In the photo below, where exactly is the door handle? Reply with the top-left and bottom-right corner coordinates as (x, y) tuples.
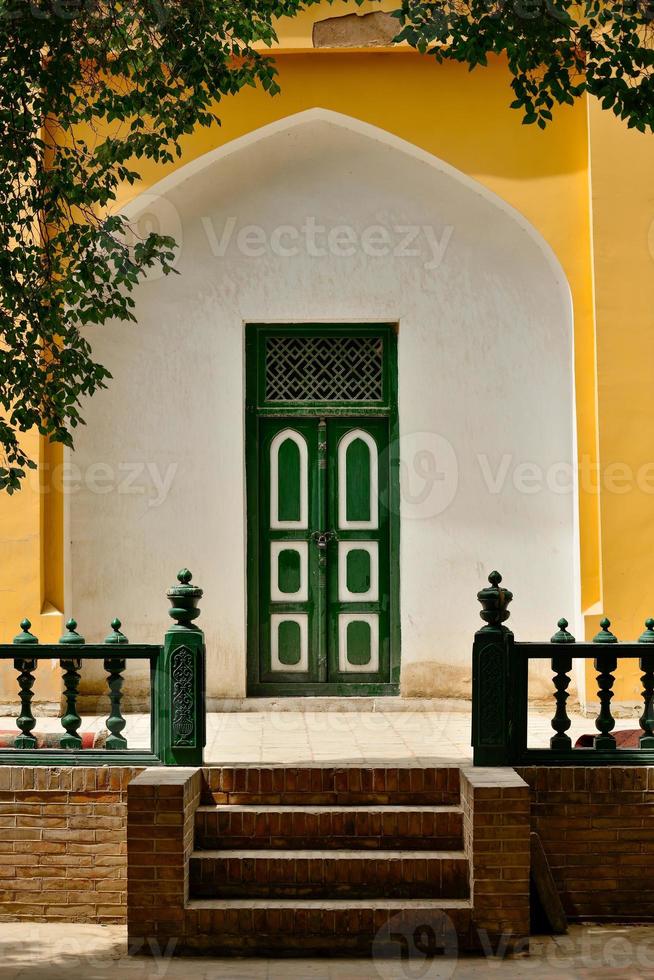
(311, 530), (337, 550)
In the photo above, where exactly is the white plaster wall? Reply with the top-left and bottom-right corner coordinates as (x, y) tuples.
(68, 110), (577, 702)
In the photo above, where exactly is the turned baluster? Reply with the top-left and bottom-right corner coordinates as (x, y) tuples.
(550, 618), (575, 752)
(638, 618), (654, 749)
(103, 618), (128, 750)
(593, 618), (618, 752)
(13, 619), (38, 749)
(59, 618), (84, 750)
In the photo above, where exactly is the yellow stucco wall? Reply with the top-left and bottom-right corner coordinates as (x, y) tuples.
(1, 33), (627, 703)
(0, 430), (62, 702)
(585, 100), (654, 702)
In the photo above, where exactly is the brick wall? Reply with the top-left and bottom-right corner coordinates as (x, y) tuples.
(517, 766), (654, 921)
(0, 766), (142, 923)
(461, 767), (531, 947)
(3, 763), (654, 930)
(127, 767), (202, 948)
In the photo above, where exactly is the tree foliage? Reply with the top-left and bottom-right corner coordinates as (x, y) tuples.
(395, 1), (654, 131)
(0, 0), (309, 491)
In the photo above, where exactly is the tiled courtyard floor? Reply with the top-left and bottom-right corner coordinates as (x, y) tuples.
(0, 701), (643, 763)
(2, 922), (654, 978)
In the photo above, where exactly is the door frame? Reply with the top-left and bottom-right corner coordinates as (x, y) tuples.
(245, 323), (401, 697)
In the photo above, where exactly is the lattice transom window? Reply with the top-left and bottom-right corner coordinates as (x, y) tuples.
(265, 336), (384, 402)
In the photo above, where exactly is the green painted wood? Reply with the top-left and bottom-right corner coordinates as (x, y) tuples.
(251, 323), (395, 412)
(315, 416), (329, 685)
(257, 417), (319, 686)
(639, 652), (654, 749)
(0, 644), (159, 661)
(326, 416), (391, 687)
(0, 750), (161, 767)
(60, 659), (83, 750)
(278, 621), (302, 666)
(277, 438), (301, 523)
(246, 324), (400, 697)
(12, 619), (38, 749)
(278, 549), (302, 594)
(58, 622), (84, 749)
(239, 682), (400, 698)
(104, 655), (128, 750)
(639, 621), (654, 748)
(102, 618), (129, 750)
(0, 571), (207, 767)
(104, 618), (128, 645)
(346, 620), (371, 667)
(593, 649), (618, 751)
(59, 618), (85, 646)
(471, 576), (654, 766)
(153, 569), (206, 766)
(345, 438), (371, 523)
(346, 549), (371, 594)
(518, 748), (654, 766)
(13, 657), (37, 749)
(13, 619), (38, 646)
(472, 572), (517, 767)
(550, 651), (573, 752)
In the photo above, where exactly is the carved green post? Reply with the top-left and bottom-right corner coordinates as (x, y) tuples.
(550, 618), (575, 752)
(639, 619), (654, 749)
(104, 619), (128, 750)
(13, 619), (38, 749)
(593, 618), (618, 752)
(59, 619), (85, 750)
(472, 571), (515, 766)
(154, 569), (206, 766)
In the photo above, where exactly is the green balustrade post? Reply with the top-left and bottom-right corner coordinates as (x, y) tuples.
(593, 617), (618, 752)
(638, 619), (654, 749)
(103, 619), (128, 750)
(472, 571), (516, 766)
(59, 619), (85, 750)
(13, 619), (38, 749)
(154, 569), (206, 766)
(550, 618), (575, 753)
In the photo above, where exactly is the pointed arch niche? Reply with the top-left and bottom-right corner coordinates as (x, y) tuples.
(68, 108), (579, 702)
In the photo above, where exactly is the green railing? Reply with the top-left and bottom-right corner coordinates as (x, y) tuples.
(472, 571), (654, 766)
(0, 569), (205, 766)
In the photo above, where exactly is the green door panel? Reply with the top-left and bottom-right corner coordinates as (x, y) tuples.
(346, 620), (372, 666)
(346, 549), (371, 594)
(278, 549), (302, 594)
(277, 620), (302, 666)
(345, 438), (371, 523)
(277, 439), (302, 523)
(258, 418), (321, 685)
(327, 417), (390, 685)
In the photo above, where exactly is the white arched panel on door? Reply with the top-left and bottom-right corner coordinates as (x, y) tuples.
(270, 428), (308, 530)
(337, 429), (378, 531)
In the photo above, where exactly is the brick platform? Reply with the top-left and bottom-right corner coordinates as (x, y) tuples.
(7, 761), (651, 944)
(127, 765), (530, 955)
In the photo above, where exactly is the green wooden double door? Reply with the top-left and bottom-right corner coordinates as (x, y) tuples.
(246, 326), (399, 696)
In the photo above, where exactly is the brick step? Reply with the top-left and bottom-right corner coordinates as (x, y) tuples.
(201, 765), (460, 806)
(195, 803), (463, 850)
(189, 848), (469, 900)
(183, 897), (473, 955)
